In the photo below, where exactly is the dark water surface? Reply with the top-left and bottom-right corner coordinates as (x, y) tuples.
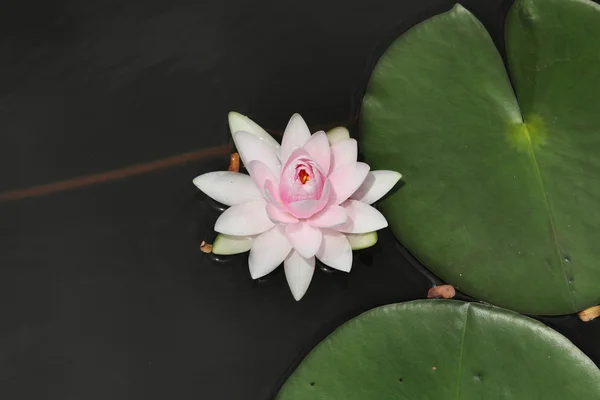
(1, 0), (598, 399)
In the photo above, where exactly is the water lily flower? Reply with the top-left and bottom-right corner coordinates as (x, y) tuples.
(194, 112), (401, 300)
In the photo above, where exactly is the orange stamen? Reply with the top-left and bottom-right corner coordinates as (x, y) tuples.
(299, 169), (310, 184)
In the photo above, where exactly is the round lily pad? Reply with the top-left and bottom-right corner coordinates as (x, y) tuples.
(360, 0), (600, 315)
(277, 300), (600, 399)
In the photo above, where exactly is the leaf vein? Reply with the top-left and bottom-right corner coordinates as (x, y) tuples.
(524, 125), (576, 310)
(454, 304), (470, 400)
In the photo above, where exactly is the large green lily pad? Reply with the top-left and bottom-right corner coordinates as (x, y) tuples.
(277, 300), (600, 399)
(360, 0), (600, 315)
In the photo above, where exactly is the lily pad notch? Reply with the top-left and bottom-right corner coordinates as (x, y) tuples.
(360, 0), (600, 315)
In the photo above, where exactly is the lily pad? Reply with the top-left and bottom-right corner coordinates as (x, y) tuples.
(360, 0), (600, 315)
(277, 300), (600, 399)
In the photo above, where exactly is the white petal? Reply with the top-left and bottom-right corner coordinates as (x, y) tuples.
(346, 232), (378, 250)
(281, 114), (311, 163)
(336, 200), (388, 234)
(316, 229), (353, 272)
(228, 112), (280, 153)
(234, 131), (281, 174)
(284, 251), (315, 301)
(212, 234), (254, 255)
(248, 226), (292, 279)
(193, 171), (262, 206)
(329, 139), (357, 172)
(328, 162), (370, 205)
(326, 127), (350, 145)
(351, 171), (402, 204)
(214, 200), (274, 235)
(284, 222), (323, 259)
(307, 206), (348, 228)
(247, 161), (278, 193)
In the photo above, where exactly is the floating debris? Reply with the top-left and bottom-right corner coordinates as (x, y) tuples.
(427, 285), (456, 299)
(200, 240), (213, 253)
(578, 305), (600, 322)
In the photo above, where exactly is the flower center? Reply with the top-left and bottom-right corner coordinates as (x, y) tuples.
(298, 169), (310, 184)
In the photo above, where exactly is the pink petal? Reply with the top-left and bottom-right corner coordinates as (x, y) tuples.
(303, 131), (331, 174)
(284, 251), (315, 301)
(214, 200), (274, 235)
(351, 171), (402, 204)
(248, 226), (292, 279)
(284, 222), (323, 259)
(265, 179), (281, 205)
(264, 179), (282, 204)
(193, 171), (262, 206)
(278, 148), (329, 215)
(285, 180), (331, 219)
(335, 200), (388, 234)
(285, 200), (320, 219)
(281, 148), (311, 171)
(234, 131), (281, 174)
(279, 156), (322, 203)
(328, 162), (370, 205)
(247, 160), (278, 193)
(307, 206), (348, 228)
(316, 229), (353, 272)
(266, 203), (299, 224)
(281, 114), (311, 163)
(329, 139), (357, 173)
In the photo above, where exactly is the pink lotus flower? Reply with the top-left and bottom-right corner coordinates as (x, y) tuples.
(194, 113), (401, 300)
